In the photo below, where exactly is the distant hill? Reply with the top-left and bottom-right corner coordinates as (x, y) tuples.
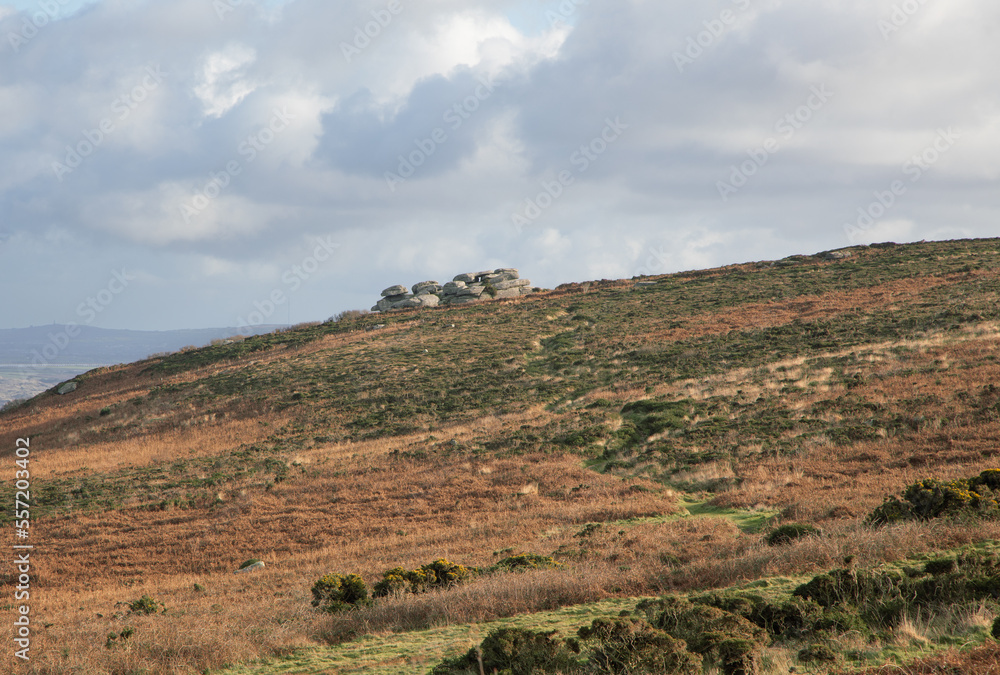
(0, 324), (283, 405)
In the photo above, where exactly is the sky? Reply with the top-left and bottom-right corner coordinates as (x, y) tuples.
(0, 0), (997, 331)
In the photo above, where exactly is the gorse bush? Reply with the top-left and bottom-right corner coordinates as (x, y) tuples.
(125, 595), (165, 615)
(637, 596), (767, 674)
(690, 591), (822, 639)
(793, 552), (1000, 630)
(491, 553), (561, 573)
(373, 558), (476, 597)
(578, 617), (701, 675)
(430, 627), (583, 675)
(868, 470), (1000, 525)
(310, 573), (371, 613)
(764, 523), (821, 547)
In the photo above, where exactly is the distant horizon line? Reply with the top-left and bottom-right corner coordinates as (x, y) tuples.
(0, 323), (292, 332)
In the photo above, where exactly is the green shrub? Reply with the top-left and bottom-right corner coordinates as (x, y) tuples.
(692, 591), (822, 639)
(717, 637), (763, 675)
(793, 555), (1000, 632)
(310, 573), (370, 613)
(867, 470), (1000, 525)
(638, 596), (767, 671)
(578, 617), (701, 675)
(797, 643), (838, 663)
(923, 558), (957, 575)
(430, 627), (582, 675)
(126, 595), (164, 615)
(764, 523), (821, 547)
(903, 478), (985, 519)
(972, 469), (1000, 492)
(492, 553), (561, 573)
(105, 626), (135, 649)
(373, 558), (476, 597)
(812, 608), (871, 635)
(992, 615), (1000, 640)
(867, 496), (914, 526)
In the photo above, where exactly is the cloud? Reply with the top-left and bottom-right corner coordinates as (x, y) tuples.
(194, 43), (258, 119)
(0, 0), (998, 330)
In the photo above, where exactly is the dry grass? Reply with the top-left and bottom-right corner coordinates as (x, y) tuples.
(321, 565), (630, 643)
(851, 642), (1000, 674)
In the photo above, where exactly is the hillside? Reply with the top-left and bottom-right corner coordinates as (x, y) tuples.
(4, 238), (1000, 674)
(0, 325), (285, 407)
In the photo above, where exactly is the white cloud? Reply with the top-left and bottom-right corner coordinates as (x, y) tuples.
(194, 43), (258, 119)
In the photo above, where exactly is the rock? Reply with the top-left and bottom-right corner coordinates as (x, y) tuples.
(376, 297), (410, 312)
(635, 281), (657, 288)
(819, 251), (852, 260)
(371, 269), (533, 311)
(57, 382), (77, 395)
(493, 278), (531, 291)
(381, 285), (409, 297)
(447, 296), (481, 305)
(234, 561), (265, 574)
(457, 284), (486, 297)
(413, 294), (439, 307)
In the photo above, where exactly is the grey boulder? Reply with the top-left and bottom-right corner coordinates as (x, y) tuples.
(381, 285), (409, 297)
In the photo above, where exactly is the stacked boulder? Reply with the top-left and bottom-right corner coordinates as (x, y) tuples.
(371, 269), (533, 313)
